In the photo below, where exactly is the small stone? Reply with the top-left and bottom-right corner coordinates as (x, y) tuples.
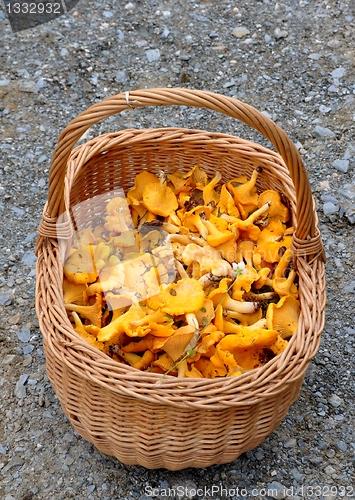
(9, 312), (21, 325)
(161, 26), (169, 38)
(12, 206), (24, 216)
(43, 411), (55, 418)
(231, 26), (250, 38)
(60, 48), (69, 57)
(319, 105), (332, 113)
(22, 251), (37, 266)
(267, 481), (286, 499)
(309, 456), (323, 465)
(35, 77), (47, 91)
(16, 327), (31, 343)
(14, 380), (26, 398)
(336, 440), (347, 452)
(125, 2), (135, 10)
(208, 32), (219, 38)
(265, 34), (271, 43)
(19, 81), (36, 93)
(103, 10), (113, 17)
(23, 344), (34, 355)
(309, 53), (321, 60)
(146, 49), (160, 62)
(0, 79), (10, 86)
(64, 456), (74, 465)
(284, 438), (296, 448)
(328, 394), (343, 407)
(323, 202), (338, 216)
(290, 468), (303, 481)
(326, 448), (335, 458)
(38, 154), (47, 163)
(23, 354), (32, 367)
(274, 28), (288, 39)
(321, 194), (338, 204)
(324, 465), (336, 475)
(0, 443), (6, 454)
(0, 291), (13, 306)
(117, 29), (125, 41)
(333, 159), (349, 173)
(2, 457), (25, 474)
(2, 354), (22, 365)
(115, 70), (129, 84)
(331, 67), (346, 78)
(328, 85), (339, 94)
(312, 125), (336, 139)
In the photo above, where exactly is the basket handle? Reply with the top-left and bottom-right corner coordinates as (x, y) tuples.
(38, 88), (324, 260)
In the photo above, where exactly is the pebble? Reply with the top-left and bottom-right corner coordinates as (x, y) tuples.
(324, 465), (336, 475)
(146, 49), (161, 62)
(331, 67), (346, 79)
(319, 105), (331, 113)
(0, 291), (13, 306)
(336, 440), (347, 452)
(2, 457), (25, 474)
(115, 70), (129, 84)
(231, 27), (250, 38)
(0, 443), (6, 454)
(21, 251), (37, 266)
(309, 53), (321, 60)
(23, 344), (34, 355)
(321, 194), (338, 204)
(323, 202), (338, 216)
(2, 354), (22, 365)
(14, 378), (27, 398)
(60, 48), (69, 57)
(333, 159), (349, 173)
(328, 394), (343, 407)
(284, 438), (297, 448)
(0, 79), (10, 86)
(16, 327), (31, 343)
(274, 28), (288, 39)
(312, 125), (336, 139)
(267, 481), (286, 499)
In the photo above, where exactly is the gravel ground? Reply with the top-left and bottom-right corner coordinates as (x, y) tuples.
(1, 0), (355, 499)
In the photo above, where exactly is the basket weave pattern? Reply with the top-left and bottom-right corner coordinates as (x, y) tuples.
(36, 89), (326, 470)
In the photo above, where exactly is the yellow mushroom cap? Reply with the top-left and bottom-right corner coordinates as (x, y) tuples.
(162, 325), (195, 361)
(258, 190), (289, 223)
(147, 278), (205, 315)
(64, 244), (98, 284)
(143, 181), (178, 217)
(127, 171), (160, 206)
(266, 295), (300, 339)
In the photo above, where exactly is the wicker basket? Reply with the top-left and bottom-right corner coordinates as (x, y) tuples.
(36, 88), (326, 470)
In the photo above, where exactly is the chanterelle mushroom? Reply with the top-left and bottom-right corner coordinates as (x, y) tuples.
(181, 243), (232, 277)
(147, 278), (205, 316)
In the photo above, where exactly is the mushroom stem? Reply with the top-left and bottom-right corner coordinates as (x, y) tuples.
(186, 313), (199, 330)
(175, 259), (189, 279)
(222, 296), (258, 314)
